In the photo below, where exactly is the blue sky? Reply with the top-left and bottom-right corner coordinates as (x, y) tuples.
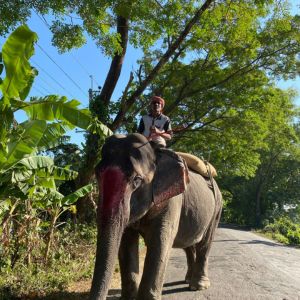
(1, 6), (299, 147)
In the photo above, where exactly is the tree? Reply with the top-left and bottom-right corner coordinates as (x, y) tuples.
(221, 90), (300, 226)
(1, 1), (299, 220)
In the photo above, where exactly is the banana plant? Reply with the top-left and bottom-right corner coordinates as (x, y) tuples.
(0, 25), (112, 201)
(0, 25), (110, 265)
(35, 183), (94, 263)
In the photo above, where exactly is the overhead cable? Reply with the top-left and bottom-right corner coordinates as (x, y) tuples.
(31, 58), (76, 99)
(31, 85), (46, 97)
(35, 83), (52, 95)
(34, 10), (99, 91)
(37, 74), (62, 95)
(70, 52), (100, 87)
(36, 43), (88, 98)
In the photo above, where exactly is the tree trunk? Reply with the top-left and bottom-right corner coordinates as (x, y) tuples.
(76, 16), (129, 222)
(255, 183), (262, 228)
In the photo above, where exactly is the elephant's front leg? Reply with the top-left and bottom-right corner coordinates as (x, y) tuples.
(137, 201), (181, 300)
(119, 227), (140, 299)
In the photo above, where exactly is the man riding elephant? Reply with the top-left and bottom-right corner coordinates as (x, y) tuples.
(137, 96), (172, 147)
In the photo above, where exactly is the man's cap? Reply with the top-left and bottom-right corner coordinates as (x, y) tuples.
(151, 96), (165, 108)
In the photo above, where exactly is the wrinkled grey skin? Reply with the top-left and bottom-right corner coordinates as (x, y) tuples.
(89, 133), (222, 300)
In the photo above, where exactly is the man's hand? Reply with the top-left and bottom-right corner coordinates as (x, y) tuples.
(148, 127), (171, 141)
(150, 127), (163, 135)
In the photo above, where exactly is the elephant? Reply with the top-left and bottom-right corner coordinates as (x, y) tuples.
(89, 133), (222, 300)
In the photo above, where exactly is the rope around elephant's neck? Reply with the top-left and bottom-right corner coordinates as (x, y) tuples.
(136, 141), (151, 149)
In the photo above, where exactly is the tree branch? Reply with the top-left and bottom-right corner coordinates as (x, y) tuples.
(120, 71), (134, 110)
(185, 42), (295, 98)
(111, 0), (214, 131)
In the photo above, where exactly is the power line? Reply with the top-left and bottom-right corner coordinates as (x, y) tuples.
(31, 85), (46, 97)
(35, 82), (52, 95)
(70, 52), (100, 87)
(34, 10), (100, 91)
(36, 43), (88, 98)
(37, 73), (62, 95)
(31, 58), (76, 98)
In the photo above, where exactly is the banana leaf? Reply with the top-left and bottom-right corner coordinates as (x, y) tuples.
(0, 25), (37, 106)
(0, 120), (47, 171)
(61, 183), (93, 206)
(18, 96), (91, 129)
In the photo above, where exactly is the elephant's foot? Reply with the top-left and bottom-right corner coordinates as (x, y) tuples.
(121, 292), (137, 300)
(185, 270), (193, 284)
(121, 284), (138, 300)
(136, 292), (161, 300)
(189, 276), (210, 291)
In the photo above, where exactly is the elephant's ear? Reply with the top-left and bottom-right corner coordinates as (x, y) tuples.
(153, 149), (189, 207)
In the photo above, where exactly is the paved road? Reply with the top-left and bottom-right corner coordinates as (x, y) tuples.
(163, 226), (300, 300)
(107, 226), (300, 300)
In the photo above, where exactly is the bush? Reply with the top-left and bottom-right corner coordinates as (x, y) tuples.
(0, 223), (96, 299)
(287, 228), (300, 245)
(261, 216), (300, 246)
(273, 233), (289, 244)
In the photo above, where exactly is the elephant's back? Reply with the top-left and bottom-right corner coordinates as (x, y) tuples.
(173, 171), (218, 248)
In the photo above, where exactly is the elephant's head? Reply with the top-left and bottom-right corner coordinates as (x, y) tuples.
(90, 133), (188, 300)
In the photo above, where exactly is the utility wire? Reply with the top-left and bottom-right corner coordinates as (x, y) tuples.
(31, 85), (46, 97)
(31, 58), (76, 99)
(34, 9), (51, 28)
(37, 73), (62, 95)
(34, 10), (100, 91)
(70, 52), (100, 87)
(36, 43), (88, 98)
(35, 82), (52, 95)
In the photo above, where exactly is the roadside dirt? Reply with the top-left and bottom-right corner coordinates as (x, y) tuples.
(36, 245), (146, 300)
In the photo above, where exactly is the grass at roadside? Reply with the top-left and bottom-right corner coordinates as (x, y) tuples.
(256, 217), (300, 247)
(0, 223), (146, 300)
(0, 223), (96, 300)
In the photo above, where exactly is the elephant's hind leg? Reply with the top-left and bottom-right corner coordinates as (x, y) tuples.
(119, 228), (140, 299)
(189, 233), (212, 291)
(184, 246), (196, 284)
(189, 210), (221, 291)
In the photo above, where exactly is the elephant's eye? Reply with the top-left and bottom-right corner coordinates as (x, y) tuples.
(132, 175), (143, 189)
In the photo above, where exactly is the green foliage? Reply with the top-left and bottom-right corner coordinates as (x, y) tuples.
(51, 21), (86, 53)
(221, 109), (300, 227)
(261, 217), (300, 245)
(0, 2), (299, 182)
(0, 25), (37, 106)
(0, 25), (108, 285)
(0, 25), (111, 200)
(0, 222), (96, 299)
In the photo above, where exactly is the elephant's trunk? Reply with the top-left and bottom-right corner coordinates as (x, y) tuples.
(90, 167), (131, 300)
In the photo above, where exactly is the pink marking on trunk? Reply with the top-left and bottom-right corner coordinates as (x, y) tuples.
(99, 167), (127, 223)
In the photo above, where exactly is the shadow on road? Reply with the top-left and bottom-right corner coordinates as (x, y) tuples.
(164, 280), (186, 287)
(162, 286), (190, 295)
(240, 239), (288, 247)
(162, 281), (190, 295)
(219, 223), (251, 231)
(213, 239), (246, 242)
(107, 289), (122, 299)
(33, 291), (89, 300)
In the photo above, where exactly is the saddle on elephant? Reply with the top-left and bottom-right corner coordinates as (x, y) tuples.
(176, 152), (217, 178)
